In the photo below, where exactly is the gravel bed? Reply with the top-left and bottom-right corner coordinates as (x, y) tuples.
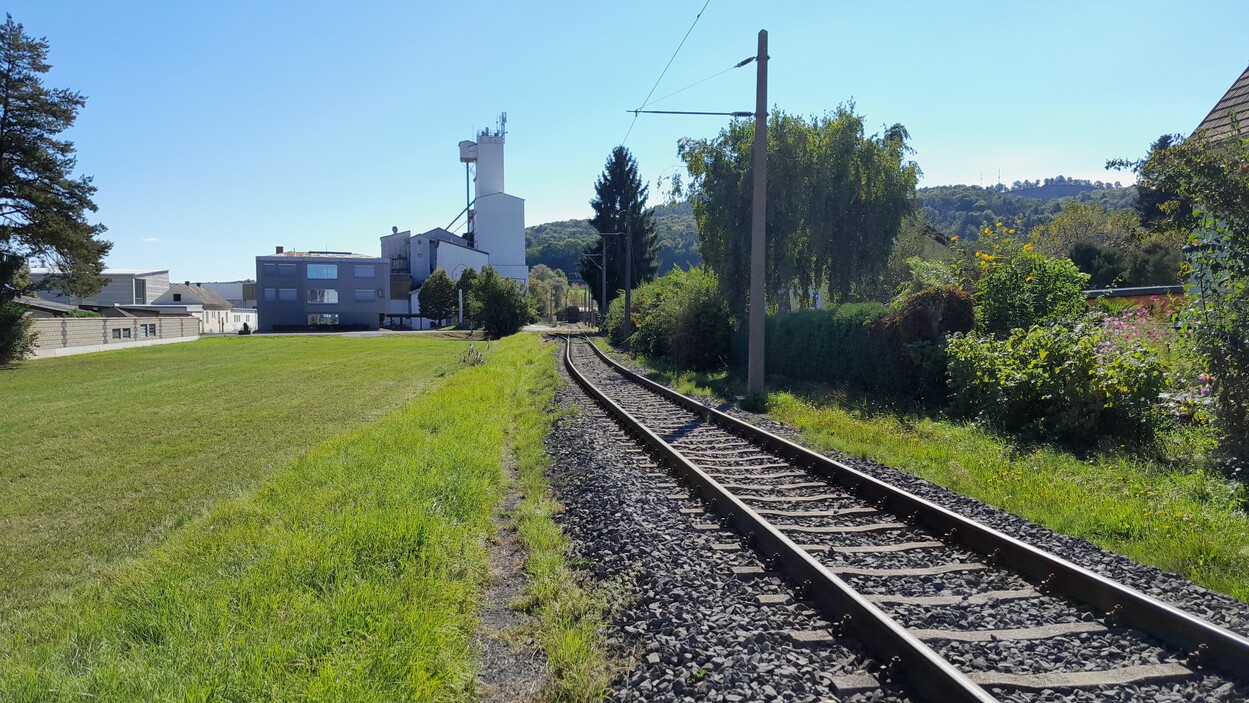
(841, 567), (1035, 597)
(821, 545), (981, 571)
(989, 675), (1249, 703)
(935, 630), (1181, 676)
(885, 596), (1092, 630)
(549, 370), (916, 702)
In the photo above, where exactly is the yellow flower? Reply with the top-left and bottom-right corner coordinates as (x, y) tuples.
(1023, 243), (1033, 251)
(995, 222), (1003, 227)
(1008, 228), (1016, 234)
(950, 235), (958, 242)
(1026, 275), (1033, 281)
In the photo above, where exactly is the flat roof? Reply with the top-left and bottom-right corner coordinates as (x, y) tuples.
(257, 252), (384, 260)
(30, 267), (168, 276)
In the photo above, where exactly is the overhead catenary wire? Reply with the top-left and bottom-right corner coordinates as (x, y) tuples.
(621, 0), (714, 145)
(636, 56), (755, 110)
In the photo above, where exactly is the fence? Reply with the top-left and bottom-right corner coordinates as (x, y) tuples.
(31, 316), (200, 358)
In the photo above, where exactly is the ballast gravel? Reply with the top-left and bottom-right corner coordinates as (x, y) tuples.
(548, 376), (914, 703)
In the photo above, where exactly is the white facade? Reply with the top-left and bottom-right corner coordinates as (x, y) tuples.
(30, 268), (170, 306)
(460, 118), (527, 285)
(123, 304), (257, 334)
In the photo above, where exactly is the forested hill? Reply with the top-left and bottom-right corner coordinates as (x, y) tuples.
(525, 201), (700, 278)
(918, 183), (1137, 240)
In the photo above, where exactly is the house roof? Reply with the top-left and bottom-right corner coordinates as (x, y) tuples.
(29, 267), (167, 277)
(261, 251), (381, 259)
(1194, 63), (1249, 142)
(14, 295), (79, 315)
(154, 283), (234, 310)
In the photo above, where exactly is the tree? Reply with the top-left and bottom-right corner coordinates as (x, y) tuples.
(678, 105), (918, 318)
(468, 266), (529, 338)
(417, 267), (456, 324)
(1028, 201), (1141, 257)
(577, 147), (657, 312)
(529, 263), (568, 318)
(0, 15), (110, 297)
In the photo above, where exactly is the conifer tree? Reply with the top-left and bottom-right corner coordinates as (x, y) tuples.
(0, 14), (110, 297)
(577, 147), (657, 311)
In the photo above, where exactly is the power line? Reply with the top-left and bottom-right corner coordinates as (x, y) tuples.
(622, 0), (713, 145)
(638, 56), (754, 110)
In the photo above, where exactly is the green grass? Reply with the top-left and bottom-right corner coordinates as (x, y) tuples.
(596, 339), (1249, 604)
(0, 333), (600, 700)
(509, 344), (614, 701)
(0, 335), (461, 639)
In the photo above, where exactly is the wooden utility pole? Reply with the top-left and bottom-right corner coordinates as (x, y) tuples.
(600, 235), (608, 328)
(623, 223), (633, 340)
(747, 29), (768, 396)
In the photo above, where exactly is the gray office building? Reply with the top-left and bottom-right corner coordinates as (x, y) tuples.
(255, 248), (388, 332)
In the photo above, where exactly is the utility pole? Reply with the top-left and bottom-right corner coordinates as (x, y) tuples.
(747, 29), (768, 397)
(623, 222), (633, 340)
(600, 235), (608, 328)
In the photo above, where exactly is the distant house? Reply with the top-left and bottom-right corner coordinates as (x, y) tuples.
(197, 280), (258, 308)
(29, 268), (170, 307)
(254, 248), (388, 332)
(1193, 63), (1249, 142)
(141, 282), (257, 334)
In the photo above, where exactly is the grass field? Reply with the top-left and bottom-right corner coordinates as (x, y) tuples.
(598, 341), (1249, 604)
(0, 334), (609, 700)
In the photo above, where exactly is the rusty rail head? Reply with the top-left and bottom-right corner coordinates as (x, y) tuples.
(564, 338), (1000, 703)
(577, 338), (1249, 685)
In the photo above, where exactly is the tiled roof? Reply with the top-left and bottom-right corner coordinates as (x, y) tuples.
(1194, 64), (1249, 142)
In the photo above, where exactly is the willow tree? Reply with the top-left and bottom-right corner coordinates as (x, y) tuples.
(678, 105), (918, 318)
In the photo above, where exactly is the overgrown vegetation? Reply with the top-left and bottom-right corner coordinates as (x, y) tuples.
(467, 265), (530, 338)
(604, 266), (730, 370)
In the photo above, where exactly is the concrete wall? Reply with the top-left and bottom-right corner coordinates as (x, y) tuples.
(432, 240), (489, 282)
(31, 316), (199, 358)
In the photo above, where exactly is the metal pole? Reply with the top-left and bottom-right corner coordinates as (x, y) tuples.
(601, 235), (608, 329)
(623, 223), (633, 341)
(747, 29), (768, 397)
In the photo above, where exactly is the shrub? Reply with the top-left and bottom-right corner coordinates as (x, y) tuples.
(0, 301), (38, 364)
(970, 222), (1090, 336)
(468, 266), (529, 338)
(871, 285), (975, 400)
(766, 304), (890, 390)
(947, 323), (1166, 442)
(604, 267), (731, 370)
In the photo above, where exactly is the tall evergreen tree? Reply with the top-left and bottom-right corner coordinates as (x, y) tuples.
(577, 147), (657, 311)
(0, 14), (110, 297)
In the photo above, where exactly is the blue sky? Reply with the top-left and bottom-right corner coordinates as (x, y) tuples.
(9, 1), (1248, 281)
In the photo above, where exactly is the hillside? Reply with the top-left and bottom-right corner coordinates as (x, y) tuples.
(525, 202), (700, 278)
(918, 182), (1137, 240)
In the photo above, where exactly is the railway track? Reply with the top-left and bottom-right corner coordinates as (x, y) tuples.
(562, 336), (1249, 702)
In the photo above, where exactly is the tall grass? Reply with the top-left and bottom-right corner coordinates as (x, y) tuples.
(0, 334), (609, 700)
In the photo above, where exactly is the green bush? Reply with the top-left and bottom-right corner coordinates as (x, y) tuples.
(605, 267), (731, 370)
(0, 301), (37, 365)
(467, 266), (530, 338)
(969, 223), (1090, 336)
(766, 304), (889, 389)
(946, 323), (1166, 442)
(871, 285), (976, 400)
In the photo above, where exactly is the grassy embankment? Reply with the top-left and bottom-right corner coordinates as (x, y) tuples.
(594, 340), (1249, 604)
(0, 334), (608, 700)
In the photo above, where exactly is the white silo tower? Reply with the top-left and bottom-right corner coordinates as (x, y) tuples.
(460, 114), (527, 284)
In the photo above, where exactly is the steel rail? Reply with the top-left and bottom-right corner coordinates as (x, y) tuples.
(577, 337), (1249, 683)
(564, 337), (999, 703)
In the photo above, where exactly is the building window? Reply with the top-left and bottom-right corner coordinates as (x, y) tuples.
(264, 288), (276, 302)
(121, 328), (132, 339)
(263, 263), (277, 275)
(307, 264), (338, 279)
(111, 328), (121, 339)
(354, 288), (377, 302)
(134, 279), (147, 305)
(278, 263), (297, 276)
(139, 323), (156, 338)
(278, 288), (297, 302)
(308, 313), (340, 326)
(354, 264), (376, 278)
(234, 314), (240, 322)
(307, 288), (338, 304)
(173, 293), (182, 302)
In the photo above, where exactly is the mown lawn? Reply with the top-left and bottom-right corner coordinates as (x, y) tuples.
(600, 341), (1249, 604)
(0, 333), (608, 700)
